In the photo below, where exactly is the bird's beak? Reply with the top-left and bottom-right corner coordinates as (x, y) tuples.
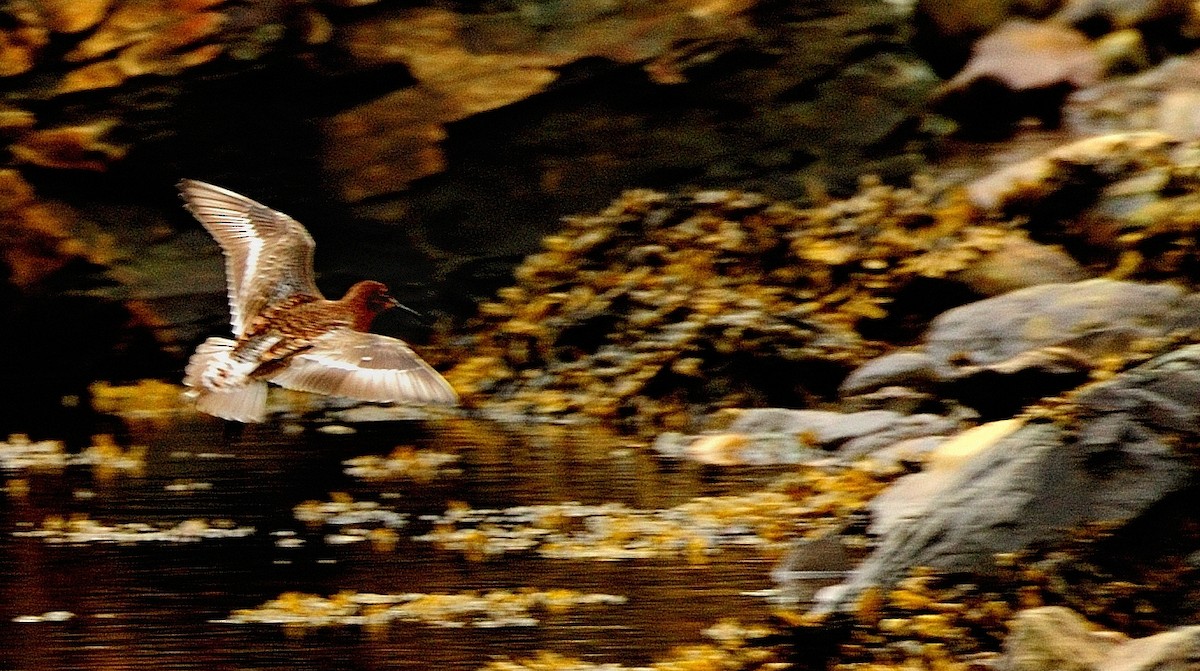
(390, 296), (422, 318)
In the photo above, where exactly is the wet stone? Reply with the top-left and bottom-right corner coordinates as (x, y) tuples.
(1003, 606), (1127, 671)
(922, 279), (1188, 379)
(811, 343), (1200, 615)
(656, 408), (959, 465)
(935, 20), (1101, 135)
(726, 409), (908, 445)
(840, 351), (938, 396)
(1003, 605), (1200, 671)
(835, 413), (961, 461)
(952, 234), (1090, 296)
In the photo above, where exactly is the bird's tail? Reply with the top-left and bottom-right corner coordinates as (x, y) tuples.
(183, 337), (268, 422)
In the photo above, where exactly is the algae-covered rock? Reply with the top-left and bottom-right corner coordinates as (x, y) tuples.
(841, 279), (1200, 416)
(812, 344), (1200, 616)
(1003, 605), (1200, 671)
(1003, 606), (1127, 671)
(654, 407), (960, 465)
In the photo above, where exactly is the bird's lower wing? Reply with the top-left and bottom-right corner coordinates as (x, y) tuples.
(268, 329), (458, 405)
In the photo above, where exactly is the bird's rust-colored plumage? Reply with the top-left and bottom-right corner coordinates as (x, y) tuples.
(178, 179), (457, 422)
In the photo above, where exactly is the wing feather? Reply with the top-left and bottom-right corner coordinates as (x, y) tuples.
(178, 179), (321, 336)
(268, 329), (458, 406)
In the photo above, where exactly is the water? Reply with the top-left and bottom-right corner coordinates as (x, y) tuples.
(0, 414), (793, 671)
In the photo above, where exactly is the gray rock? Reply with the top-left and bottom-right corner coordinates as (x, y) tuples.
(651, 430), (826, 465)
(840, 386), (939, 414)
(924, 279), (1186, 379)
(840, 351), (938, 396)
(811, 371), (1194, 613)
(728, 409), (906, 446)
(837, 414), (960, 460)
(954, 235), (1090, 297)
(1075, 345), (1200, 435)
(651, 432), (694, 459)
(863, 435), (946, 470)
(841, 280), (1200, 410)
(771, 530), (856, 605)
(659, 407), (958, 465)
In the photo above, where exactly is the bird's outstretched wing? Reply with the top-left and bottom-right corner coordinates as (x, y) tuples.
(179, 179), (321, 336)
(268, 329), (459, 406)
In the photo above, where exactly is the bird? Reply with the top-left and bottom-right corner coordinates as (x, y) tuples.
(178, 179), (458, 422)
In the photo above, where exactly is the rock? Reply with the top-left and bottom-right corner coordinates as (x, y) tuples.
(651, 432), (694, 460)
(936, 20), (1101, 135)
(689, 432), (827, 466)
(843, 279), (1198, 416)
(923, 279), (1186, 379)
(1074, 344), (1200, 435)
(1156, 87), (1200, 141)
(867, 419), (1024, 535)
(325, 0), (938, 204)
(727, 408), (906, 442)
(9, 122), (127, 171)
(772, 529), (856, 604)
(1093, 28), (1149, 75)
(689, 433), (750, 466)
(39, 0), (111, 34)
(839, 386), (939, 415)
(840, 351), (938, 396)
(1066, 56), (1200, 139)
(1053, 0), (1194, 30)
(912, 0), (1061, 76)
(1002, 605), (1200, 671)
(836, 413), (962, 460)
(0, 0), (944, 407)
(951, 234), (1089, 296)
(810, 345), (1200, 615)
(953, 20), (1100, 91)
(0, 170), (104, 287)
(654, 408), (959, 465)
(1003, 606), (1128, 671)
(863, 435), (946, 470)
(1100, 625), (1200, 671)
(653, 429), (826, 466)
(325, 7), (575, 201)
(965, 131), (1174, 212)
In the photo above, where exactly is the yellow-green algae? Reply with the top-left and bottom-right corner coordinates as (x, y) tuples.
(219, 589), (627, 629)
(439, 137), (1200, 434)
(342, 445), (462, 482)
(13, 515), (254, 544)
(795, 524), (1200, 671)
(0, 433), (145, 474)
(416, 465), (889, 562)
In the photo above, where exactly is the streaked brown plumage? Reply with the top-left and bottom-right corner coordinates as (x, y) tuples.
(179, 179), (457, 422)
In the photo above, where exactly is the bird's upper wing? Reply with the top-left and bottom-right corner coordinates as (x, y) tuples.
(179, 179), (321, 336)
(268, 328), (459, 406)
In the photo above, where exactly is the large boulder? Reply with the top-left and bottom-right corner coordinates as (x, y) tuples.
(810, 344), (1200, 615)
(1003, 606), (1200, 671)
(842, 279), (1200, 416)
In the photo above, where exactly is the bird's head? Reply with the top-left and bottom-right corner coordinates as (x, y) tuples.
(344, 280), (412, 329)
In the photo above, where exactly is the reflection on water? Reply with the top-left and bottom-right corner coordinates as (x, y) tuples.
(0, 415), (794, 671)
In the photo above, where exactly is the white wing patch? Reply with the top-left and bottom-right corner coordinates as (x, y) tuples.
(268, 329), (458, 406)
(235, 235), (263, 332)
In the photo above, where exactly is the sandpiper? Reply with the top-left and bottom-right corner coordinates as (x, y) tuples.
(179, 179), (457, 422)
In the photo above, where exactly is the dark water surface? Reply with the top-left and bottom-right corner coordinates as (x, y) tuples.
(0, 415), (788, 671)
